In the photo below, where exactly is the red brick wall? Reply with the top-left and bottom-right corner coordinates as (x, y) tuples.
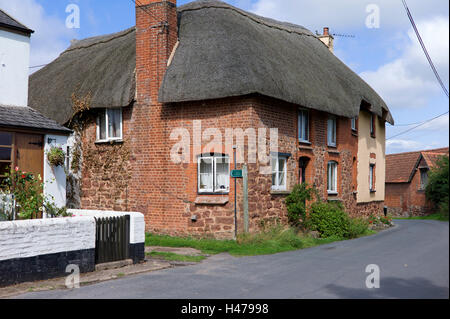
(385, 169), (434, 216)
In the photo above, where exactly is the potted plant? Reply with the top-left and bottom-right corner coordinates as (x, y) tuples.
(47, 146), (66, 167)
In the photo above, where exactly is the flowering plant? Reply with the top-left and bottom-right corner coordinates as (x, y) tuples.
(46, 146), (66, 167)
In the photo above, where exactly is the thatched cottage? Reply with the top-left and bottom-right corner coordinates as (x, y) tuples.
(29, 0), (393, 238)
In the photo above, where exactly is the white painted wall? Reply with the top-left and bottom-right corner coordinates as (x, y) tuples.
(0, 29), (30, 106)
(44, 134), (69, 210)
(0, 217), (95, 261)
(68, 209), (145, 244)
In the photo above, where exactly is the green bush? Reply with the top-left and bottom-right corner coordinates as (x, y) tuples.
(47, 146), (66, 167)
(425, 155), (449, 209)
(347, 218), (370, 238)
(306, 201), (350, 238)
(285, 183), (317, 228)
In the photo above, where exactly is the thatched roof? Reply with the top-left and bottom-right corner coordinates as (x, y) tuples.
(29, 0), (393, 125)
(28, 27), (136, 125)
(160, 0), (393, 124)
(0, 105), (71, 134)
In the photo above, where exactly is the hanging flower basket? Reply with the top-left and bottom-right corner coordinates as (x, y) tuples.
(47, 146), (66, 167)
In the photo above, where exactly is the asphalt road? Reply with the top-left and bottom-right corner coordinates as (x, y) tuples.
(15, 220), (449, 299)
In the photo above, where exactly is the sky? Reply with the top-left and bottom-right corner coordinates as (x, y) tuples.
(0, 0), (448, 154)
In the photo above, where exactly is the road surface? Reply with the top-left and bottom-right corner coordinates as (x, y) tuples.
(15, 220), (449, 299)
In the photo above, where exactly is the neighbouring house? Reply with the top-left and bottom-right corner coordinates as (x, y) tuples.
(385, 147), (449, 217)
(28, 0), (393, 238)
(0, 8), (71, 215)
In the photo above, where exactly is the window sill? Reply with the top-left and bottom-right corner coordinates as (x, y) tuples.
(351, 131), (358, 137)
(370, 190), (376, 193)
(327, 191), (338, 196)
(195, 196), (229, 205)
(299, 140), (311, 145)
(95, 139), (124, 145)
(328, 149), (340, 155)
(270, 190), (291, 195)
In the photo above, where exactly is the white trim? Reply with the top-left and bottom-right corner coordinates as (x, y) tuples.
(271, 155), (287, 191)
(198, 156), (214, 193)
(327, 161), (338, 193)
(96, 108), (123, 143)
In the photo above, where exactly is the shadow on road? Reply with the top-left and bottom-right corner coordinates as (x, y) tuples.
(325, 277), (449, 299)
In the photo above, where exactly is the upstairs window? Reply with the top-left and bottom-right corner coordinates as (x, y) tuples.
(97, 108), (122, 142)
(298, 109), (310, 143)
(419, 168), (428, 190)
(370, 114), (376, 137)
(351, 117), (358, 131)
(198, 155), (230, 193)
(271, 154), (288, 191)
(327, 116), (336, 147)
(327, 161), (338, 194)
(369, 164), (376, 192)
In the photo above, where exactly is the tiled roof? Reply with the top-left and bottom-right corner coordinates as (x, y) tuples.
(386, 147), (449, 183)
(0, 105), (71, 134)
(0, 9), (33, 34)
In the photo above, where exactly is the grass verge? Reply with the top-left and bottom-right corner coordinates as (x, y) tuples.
(146, 251), (206, 262)
(394, 212), (449, 221)
(146, 226), (348, 257)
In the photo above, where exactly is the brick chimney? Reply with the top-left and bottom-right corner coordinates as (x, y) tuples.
(135, 0), (178, 104)
(318, 27), (334, 53)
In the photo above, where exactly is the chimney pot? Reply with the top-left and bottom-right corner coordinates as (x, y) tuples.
(323, 27), (329, 36)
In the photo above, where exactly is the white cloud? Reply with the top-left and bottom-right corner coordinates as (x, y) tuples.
(0, 0), (76, 72)
(386, 139), (441, 154)
(360, 16), (449, 110)
(417, 113), (449, 132)
(250, 0), (448, 32)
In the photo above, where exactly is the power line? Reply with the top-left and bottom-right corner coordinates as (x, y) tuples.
(402, 0), (449, 98)
(29, 63), (48, 69)
(386, 110), (449, 140)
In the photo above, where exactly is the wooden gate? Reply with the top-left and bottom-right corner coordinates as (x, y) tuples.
(95, 215), (130, 264)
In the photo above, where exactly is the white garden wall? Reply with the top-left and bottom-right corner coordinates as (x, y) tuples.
(0, 217), (95, 261)
(68, 209), (145, 244)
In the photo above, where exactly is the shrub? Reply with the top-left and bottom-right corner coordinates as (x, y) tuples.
(347, 218), (370, 238)
(306, 201), (351, 238)
(285, 183), (317, 228)
(47, 146), (66, 167)
(425, 155), (449, 210)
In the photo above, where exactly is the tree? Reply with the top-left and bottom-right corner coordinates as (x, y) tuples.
(425, 155), (449, 216)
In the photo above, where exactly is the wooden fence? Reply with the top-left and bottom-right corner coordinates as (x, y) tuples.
(95, 215), (130, 264)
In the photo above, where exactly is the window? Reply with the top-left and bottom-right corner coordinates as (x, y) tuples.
(369, 164), (375, 192)
(420, 168), (428, 190)
(271, 154), (287, 191)
(327, 116), (336, 147)
(370, 114), (375, 137)
(351, 117), (357, 131)
(327, 161), (338, 194)
(97, 108), (122, 142)
(198, 155), (230, 193)
(298, 109), (309, 142)
(0, 132), (13, 185)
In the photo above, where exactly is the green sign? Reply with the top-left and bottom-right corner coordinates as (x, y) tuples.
(231, 169), (243, 178)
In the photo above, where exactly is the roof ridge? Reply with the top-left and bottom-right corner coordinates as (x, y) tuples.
(62, 27), (135, 55)
(179, 0), (315, 38)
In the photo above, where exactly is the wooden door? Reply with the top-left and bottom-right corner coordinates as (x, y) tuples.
(14, 133), (44, 179)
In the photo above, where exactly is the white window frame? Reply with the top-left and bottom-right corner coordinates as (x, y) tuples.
(197, 155), (230, 194)
(271, 155), (288, 191)
(298, 109), (310, 143)
(327, 161), (338, 194)
(327, 116), (337, 147)
(369, 164), (375, 192)
(351, 116), (357, 131)
(96, 108), (123, 142)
